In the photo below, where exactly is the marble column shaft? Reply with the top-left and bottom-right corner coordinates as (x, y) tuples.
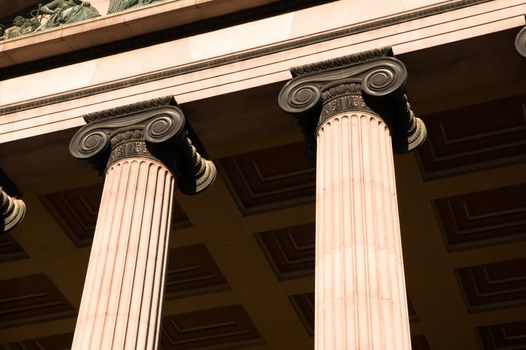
(72, 157), (174, 349)
(315, 110), (410, 349)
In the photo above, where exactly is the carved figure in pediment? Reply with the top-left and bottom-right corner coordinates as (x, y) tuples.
(0, 16), (40, 41)
(36, 0), (100, 31)
(107, 0), (161, 14)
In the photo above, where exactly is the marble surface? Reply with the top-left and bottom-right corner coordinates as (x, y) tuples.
(315, 112), (411, 349)
(72, 158), (174, 349)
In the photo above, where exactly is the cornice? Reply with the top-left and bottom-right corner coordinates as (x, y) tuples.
(0, 0), (493, 117)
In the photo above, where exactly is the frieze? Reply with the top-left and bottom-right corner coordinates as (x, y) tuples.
(0, 0), (493, 116)
(69, 96), (216, 194)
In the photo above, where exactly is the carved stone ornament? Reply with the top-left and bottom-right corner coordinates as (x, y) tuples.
(1, 188), (26, 233)
(278, 47), (426, 161)
(107, 0), (160, 14)
(515, 26), (526, 58)
(36, 0), (101, 31)
(69, 96), (216, 195)
(0, 16), (40, 41)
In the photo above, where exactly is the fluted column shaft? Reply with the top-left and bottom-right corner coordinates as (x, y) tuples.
(315, 110), (410, 350)
(72, 157), (174, 350)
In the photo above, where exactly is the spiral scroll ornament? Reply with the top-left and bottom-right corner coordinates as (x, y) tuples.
(70, 129), (110, 160)
(278, 82), (322, 114)
(144, 112), (185, 144)
(70, 106), (186, 164)
(362, 63), (406, 97)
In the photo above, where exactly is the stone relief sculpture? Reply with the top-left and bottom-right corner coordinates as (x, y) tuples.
(0, 0), (162, 41)
(0, 16), (40, 40)
(36, 0), (101, 31)
(107, 0), (160, 14)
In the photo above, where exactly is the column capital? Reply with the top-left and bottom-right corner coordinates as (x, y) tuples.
(1, 188), (25, 233)
(278, 47), (426, 160)
(515, 26), (526, 58)
(69, 96), (216, 194)
(0, 169), (25, 233)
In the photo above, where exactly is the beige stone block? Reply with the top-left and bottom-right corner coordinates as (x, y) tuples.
(89, 39), (193, 84)
(188, 13), (294, 62)
(0, 61), (99, 106)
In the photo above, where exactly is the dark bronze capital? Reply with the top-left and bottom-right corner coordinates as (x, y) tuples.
(69, 96), (216, 195)
(515, 26), (526, 58)
(278, 47), (426, 162)
(1, 188), (25, 233)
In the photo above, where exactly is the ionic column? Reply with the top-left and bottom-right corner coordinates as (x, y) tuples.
(1, 187), (25, 232)
(279, 48), (426, 349)
(69, 97), (216, 350)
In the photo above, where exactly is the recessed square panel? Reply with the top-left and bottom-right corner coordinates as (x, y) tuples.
(417, 94), (526, 180)
(219, 142), (315, 215)
(477, 320), (526, 350)
(1, 332), (73, 349)
(289, 292), (314, 337)
(0, 233), (27, 262)
(160, 305), (263, 349)
(255, 223), (315, 280)
(0, 274), (75, 328)
(165, 244), (229, 298)
(411, 335), (431, 350)
(434, 183), (526, 250)
(408, 297), (417, 322)
(457, 258), (526, 311)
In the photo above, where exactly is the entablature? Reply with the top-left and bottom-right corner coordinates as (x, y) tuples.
(0, 0), (525, 144)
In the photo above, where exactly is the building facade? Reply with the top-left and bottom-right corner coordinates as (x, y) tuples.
(1, 0), (526, 349)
